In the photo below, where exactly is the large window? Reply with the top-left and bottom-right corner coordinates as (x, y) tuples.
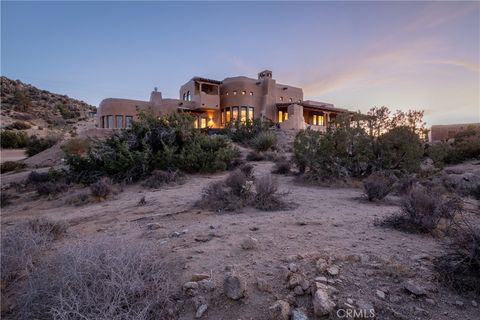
(187, 91), (192, 101)
(248, 107), (254, 122)
(318, 115), (325, 126)
(240, 107), (247, 123)
(116, 115), (123, 129)
(312, 114), (325, 126)
(125, 116), (133, 128)
(106, 115), (114, 129)
(226, 108), (231, 123)
(278, 110), (288, 123)
(101, 116), (105, 128)
(232, 107), (239, 121)
(200, 117), (207, 128)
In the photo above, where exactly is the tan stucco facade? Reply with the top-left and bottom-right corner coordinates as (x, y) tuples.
(430, 123), (480, 142)
(97, 70), (349, 130)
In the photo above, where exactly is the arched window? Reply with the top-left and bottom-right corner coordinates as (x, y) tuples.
(187, 91), (192, 101)
(183, 93), (186, 101)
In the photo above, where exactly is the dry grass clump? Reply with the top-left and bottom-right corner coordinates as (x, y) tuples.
(253, 174), (289, 211)
(26, 217), (68, 240)
(435, 224), (480, 295)
(141, 169), (183, 189)
(363, 172), (395, 201)
(19, 238), (180, 320)
(0, 161), (26, 174)
(246, 151), (265, 162)
(89, 177), (112, 199)
(272, 159), (291, 175)
(64, 191), (90, 206)
(36, 181), (68, 197)
(238, 163), (254, 179)
(376, 185), (462, 233)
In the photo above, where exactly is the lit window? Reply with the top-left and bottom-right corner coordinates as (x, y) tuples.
(280, 97), (283, 101)
(242, 91), (246, 95)
(249, 92), (253, 96)
(226, 92), (229, 96)
(200, 118), (207, 128)
(125, 116), (133, 128)
(248, 107), (254, 121)
(226, 108), (231, 123)
(318, 115), (324, 126)
(313, 115), (317, 125)
(278, 110), (283, 123)
(116, 115), (123, 128)
(193, 118), (198, 128)
(240, 106), (247, 123)
(289, 98), (293, 102)
(232, 107), (239, 121)
(284, 112), (288, 120)
(233, 91), (237, 95)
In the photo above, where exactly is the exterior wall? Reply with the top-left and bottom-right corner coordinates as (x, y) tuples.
(430, 123), (480, 142)
(279, 104), (306, 130)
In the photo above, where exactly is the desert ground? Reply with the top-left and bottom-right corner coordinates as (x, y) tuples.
(1, 150), (479, 319)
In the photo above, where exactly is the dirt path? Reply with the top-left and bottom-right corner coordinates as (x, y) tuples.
(0, 149), (26, 163)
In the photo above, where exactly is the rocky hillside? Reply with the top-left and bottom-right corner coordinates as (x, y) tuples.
(0, 76), (96, 134)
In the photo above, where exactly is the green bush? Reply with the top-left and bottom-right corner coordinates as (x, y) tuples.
(57, 103), (80, 119)
(0, 161), (26, 173)
(66, 112), (241, 183)
(25, 136), (58, 157)
(426, 142), (452, 168)
(445, 127), (480, 164)
(0, 130), (28, 148)
(13, 89), (31, 112)
(251, 131), (277, 152)
(224, 119), (272, 144)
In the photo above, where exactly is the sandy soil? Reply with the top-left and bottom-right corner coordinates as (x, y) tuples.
(0, 149), (27, 163)
(1, 160), (479, 320)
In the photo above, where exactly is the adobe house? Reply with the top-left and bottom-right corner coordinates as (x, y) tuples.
(97, 70), (350, 130)
(429, 123), (480, 142)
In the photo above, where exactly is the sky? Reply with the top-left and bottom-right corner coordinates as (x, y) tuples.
(1, 1), (479, 126)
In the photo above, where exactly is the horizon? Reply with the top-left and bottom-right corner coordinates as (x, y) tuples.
(1, 1), (479, 126)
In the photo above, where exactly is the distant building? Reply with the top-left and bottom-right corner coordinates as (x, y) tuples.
(430, 123), (480, 142)
(97, 70), (350, 130)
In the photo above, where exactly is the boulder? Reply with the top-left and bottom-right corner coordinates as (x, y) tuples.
(183, 281), (199, 297)
(268, 300), (290, 320)
(195, 304), (208, 318)
(291, 308), (309, 320)
(312, 288), (336, 316)
(223, 273), (245, 300)
(404, 280), (427, 296)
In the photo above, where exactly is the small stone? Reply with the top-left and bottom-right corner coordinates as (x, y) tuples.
(183, 281), (199, 296)
(326, 265), (339, 276)
(425, 298), (435, 305)
(291, 308), (309, 320)
(404, 280), (427, 296)
(288, 263), (299, 273)
(146, 223), (161, 230)
(191, 273), (210, 281)
(316, 258), (328, 273)
(287, 273), (304, 289)
(198, 279), (215, 292)
(411, 254), (430, 261)
(223, 273), (245, 300)
(315, 276), (328, 283)
(256, 277), (273, 293)
(170, 231), (181, 237)
(195, 303), (208, 318)
(293, 285), (304, 296)
(347, 298), (354, 304)
(376, 290), (386, 299)
(240, 236), (258, 250)
(269, 300), (290, 320)
(455, 300), (464, 308)
(209, 224), (220, 229)
(195, 234), (212, 242)
(312, 289), (336, 316)
(472, 300), (478, 307)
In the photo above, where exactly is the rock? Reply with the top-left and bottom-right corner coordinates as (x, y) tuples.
(455, 300), (464, 308)
(411, 254), (430, 261)
(420, 158), (435, 173)
(195, 303), (208, 318)
(268, 300), (290, 320)
(223, 273), (245, 300)
(347, 298), (354, 304)
(240, 236), (258, 250)
(312, 289), (336, 316)
(315, 258), (328, 273)
(376, 290), (386, 299)
(291, 308), (309, 320)
(209, 224), (220, 229)
(287, 273), (304, 289)
(472, 300), (478, 307)
(288, 263), (299, 273)
(195, 234), (212, 242)
(170, 231), (181, 237)
(256, 277), (273, 293)
(326, 265), (339, 276)
(293, 285), (304, 296)
(146, 223), (161, 230)
(404, 280), (427, 296)
(315, 276), (328, 283)
(191, 273), (210, 281)
(198, 279), (215, 292)
(300, 279), (310, 291)
(425, 298), (435, 305)
(183, 282), (199, 297)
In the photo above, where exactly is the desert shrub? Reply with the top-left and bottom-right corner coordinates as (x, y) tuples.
(272, 160), (291, 174)
(142, 169), (182, 189)
(65, 191), (90, 206)
(224, 119), (272, 145)
(225, 169), (249, 196)
(395, 175), (418, 195)
(36, 181), (68, 197)
(13, 89), (31, 112)
(197, 181), (243, 212)
(435, 224), (480, 294)
(66, 112), (240, 183)
(426, 142), (452, 168)
(25, 135), (58, 157)
(363, 172), (396, 201)
(0, 161), (26, 173)
(251, 131), (277, 152)
(253, 174), (288, 211)
(246, 151), (265, 161)
(26, 217), (68, 240)
(90, 178), (112, 199)
(19, 238), (180, 320)
(238, 163), (254, 179)
(57, 103), (80, 119)
(0, 130), (28, 148)
(445, 127), (480, 164)
(4, 121), (31, 130)
(377, 186), (463, 233)
(61, 137), (91, 156)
